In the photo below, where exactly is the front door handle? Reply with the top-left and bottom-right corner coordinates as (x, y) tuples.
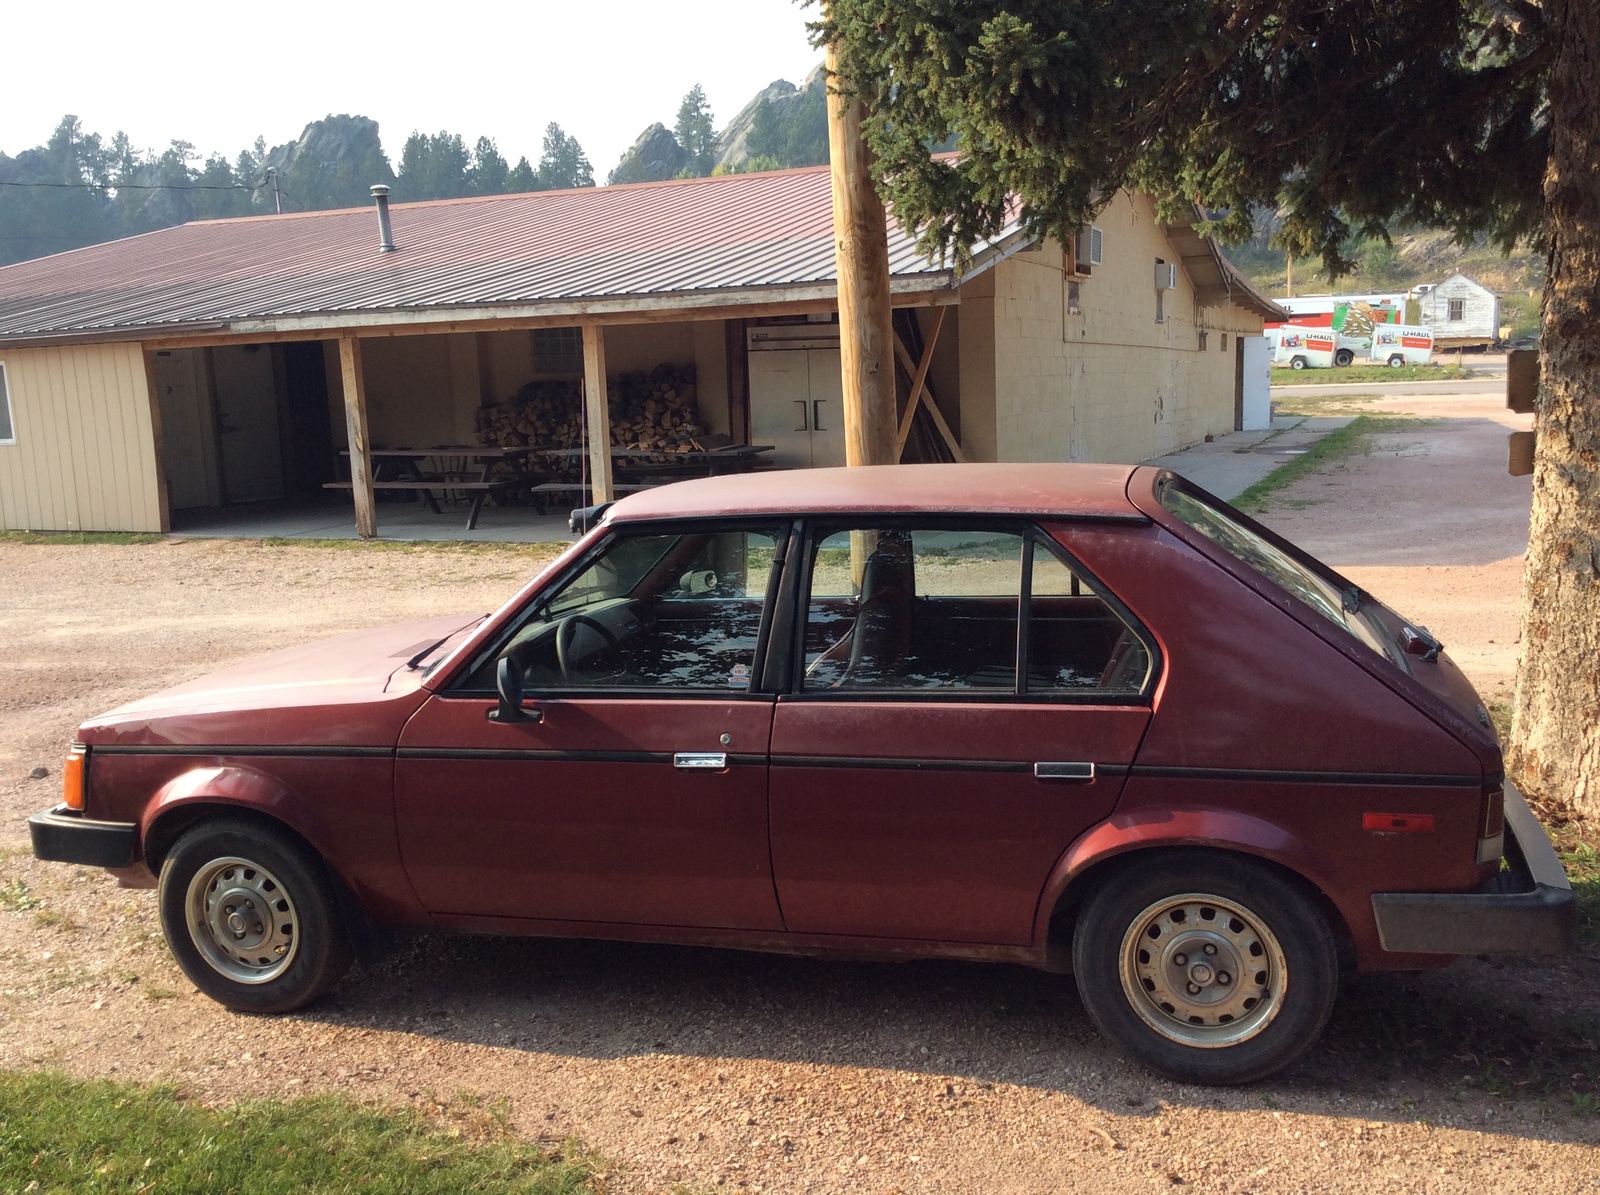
(794, 400), (809, 432)
(674, 752), (727, 770)
(1035, 761), (1095, 782)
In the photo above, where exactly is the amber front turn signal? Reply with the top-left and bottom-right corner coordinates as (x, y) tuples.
(61, 746), (87, 811)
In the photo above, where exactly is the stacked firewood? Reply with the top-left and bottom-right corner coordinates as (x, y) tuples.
(474, 363), (700, 456)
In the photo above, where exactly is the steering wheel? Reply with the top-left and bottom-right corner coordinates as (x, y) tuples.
(554, 613), (625, 682)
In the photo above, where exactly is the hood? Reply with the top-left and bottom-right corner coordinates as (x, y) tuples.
(79, 613), (485, 749)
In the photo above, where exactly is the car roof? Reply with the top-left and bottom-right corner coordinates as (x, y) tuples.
(605, 463), (1144, 523)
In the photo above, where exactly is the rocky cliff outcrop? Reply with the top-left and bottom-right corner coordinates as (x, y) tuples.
(607, 123), (691, 185)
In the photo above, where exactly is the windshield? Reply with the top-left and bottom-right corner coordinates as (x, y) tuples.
(1160, 483), (1399, 664)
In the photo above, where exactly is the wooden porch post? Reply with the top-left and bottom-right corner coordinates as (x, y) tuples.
(826, 39), (897, 467)
(581, 324), (614, 503)
(338, 335), (377, 538)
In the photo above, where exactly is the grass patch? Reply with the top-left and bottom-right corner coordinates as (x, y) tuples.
(0, 531), (165, 546)
(1272, 392), (1388, 418)
(1272, 363), (1474, 385)
(0, 881), (41, 913)
(1232, 414), (1435, 514)
(0, 1070), (597, 1194)
(1552, 831), (1600, 947)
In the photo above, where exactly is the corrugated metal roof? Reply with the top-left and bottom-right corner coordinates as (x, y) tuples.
(0, 166), (996, 343)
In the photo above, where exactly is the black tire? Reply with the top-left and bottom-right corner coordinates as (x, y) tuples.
(1388, 354), (1405, 368)
(1334, 349), (1355, 367)
(1072, 853), (1337, 1085)
(158, 818), (352, 1013)
(1289, 355), (1308, 370)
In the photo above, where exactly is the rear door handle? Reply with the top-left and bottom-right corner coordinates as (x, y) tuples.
(674, 752), (728, 770)
(812, 399), (826, 431)
(1035, 761), (1096, 782)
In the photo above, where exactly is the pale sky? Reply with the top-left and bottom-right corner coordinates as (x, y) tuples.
(4, 0), (823, 177)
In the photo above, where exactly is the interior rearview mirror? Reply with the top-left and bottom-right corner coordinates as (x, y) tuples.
(488, 656), (540, 723)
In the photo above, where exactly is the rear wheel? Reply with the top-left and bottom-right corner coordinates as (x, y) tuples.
(158, 819), (352, 1013)
(1388, 354), (1405, 368)
(1072, 854), (1337, 1085)
(1289, 355), (1308, 371)
(1333, 349), (1355, 367)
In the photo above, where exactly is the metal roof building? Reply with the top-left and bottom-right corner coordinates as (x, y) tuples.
(0, 167), (1281, 536)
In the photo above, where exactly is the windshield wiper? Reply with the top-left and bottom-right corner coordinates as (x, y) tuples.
(407, 615), (489, 670)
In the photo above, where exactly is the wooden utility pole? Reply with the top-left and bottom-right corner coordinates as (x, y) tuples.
(338, 335), (377, 539)
(826, 40), (897, 466)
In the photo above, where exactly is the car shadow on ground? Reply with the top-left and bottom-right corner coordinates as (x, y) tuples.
(300, 929), (1600, 1140)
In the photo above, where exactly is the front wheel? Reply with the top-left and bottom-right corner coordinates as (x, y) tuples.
(1072, 854), (1337, 1085)
(158, 818), (352, 1013)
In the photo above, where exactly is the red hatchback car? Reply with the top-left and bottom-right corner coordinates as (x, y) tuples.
(31, 464), (1573, 1084)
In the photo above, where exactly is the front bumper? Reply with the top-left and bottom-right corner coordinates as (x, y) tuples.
(1371, 782), (1576, 955)
(29, 805), (138, 868)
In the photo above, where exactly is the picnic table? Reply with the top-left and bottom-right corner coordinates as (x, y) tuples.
(326, 446), (539, 531)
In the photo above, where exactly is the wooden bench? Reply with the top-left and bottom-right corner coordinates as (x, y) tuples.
(323, 478), (524, 531)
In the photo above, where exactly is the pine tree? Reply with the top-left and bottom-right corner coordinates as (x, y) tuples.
(468, 136), (510, 196)
(824, 0), (1600, 817)
(536, 124), (594, 190)
(674, 84), (716, 177)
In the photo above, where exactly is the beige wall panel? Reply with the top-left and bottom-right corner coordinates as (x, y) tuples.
(606, 322), (696, 373)
(956, 273), (997, 461)
(361, 335), (457, 448)
(0, 343), (162, 532)
(691, 321), (731, 437)
(443, 334), (483, 444)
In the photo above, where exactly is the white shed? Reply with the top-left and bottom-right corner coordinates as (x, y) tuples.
(1413, 274), (1501, 347)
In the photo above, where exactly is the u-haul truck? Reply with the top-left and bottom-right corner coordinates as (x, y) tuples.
(1370, 325), (1434, 366)
(1270, 326), (1336, 369)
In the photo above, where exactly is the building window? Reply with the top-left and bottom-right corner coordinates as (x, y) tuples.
(1067, 280), (1082, 315)
(1198, 330), (1209, 352)
(0, 363), (13, 444)
(532, 327), (584, 374)
(1221, 333), (1229, 351)
(1448, 298), (1466, 321)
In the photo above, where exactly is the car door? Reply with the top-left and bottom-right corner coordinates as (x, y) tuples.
(768, 523), (1155, 945)
(395, 523), (791, 931)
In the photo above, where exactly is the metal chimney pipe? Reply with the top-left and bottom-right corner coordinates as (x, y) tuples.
(370, 184), (396, 253)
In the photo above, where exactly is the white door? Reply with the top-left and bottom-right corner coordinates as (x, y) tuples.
(211, 346), (285, 503)
(804, 348), (847, 468)
(1240, 336), (1271, 430)
(748, 348), (848, 469)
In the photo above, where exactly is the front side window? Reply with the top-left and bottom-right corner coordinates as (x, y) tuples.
(0, 363), (13, 444)
(800, 524), (1149, 696)
(469, 525), (785, 693)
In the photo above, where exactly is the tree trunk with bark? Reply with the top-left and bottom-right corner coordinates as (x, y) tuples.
(1508, 0), (1600, 817)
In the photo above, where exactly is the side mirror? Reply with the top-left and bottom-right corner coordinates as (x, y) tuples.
(488, 656), (541, 723)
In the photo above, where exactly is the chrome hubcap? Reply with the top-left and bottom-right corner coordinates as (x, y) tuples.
(186, 856), (300, 984)
(1119, 893), (1287, 1048)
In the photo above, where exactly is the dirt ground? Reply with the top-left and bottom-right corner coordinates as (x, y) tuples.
(3, 395), (1599, 1193)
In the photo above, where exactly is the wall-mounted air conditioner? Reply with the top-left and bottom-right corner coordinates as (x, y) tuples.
(1073, 226), (1103, 274)
(1155, 262), (1178, 290)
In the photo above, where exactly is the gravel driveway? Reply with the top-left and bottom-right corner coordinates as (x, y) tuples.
(3, 406), (1598, 1192)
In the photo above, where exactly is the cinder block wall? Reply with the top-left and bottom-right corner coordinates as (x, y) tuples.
(968, 192), (1260, 466)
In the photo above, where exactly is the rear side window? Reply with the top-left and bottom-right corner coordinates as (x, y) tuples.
(1159, 483), (1396, 662)
(800, 524), (1150, 696)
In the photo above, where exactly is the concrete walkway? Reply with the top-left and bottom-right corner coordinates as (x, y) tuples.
(169, 499), (577, 544)
(1143, 416), (1354, 501)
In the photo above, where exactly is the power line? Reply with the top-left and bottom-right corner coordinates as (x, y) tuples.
(0, 179), (272, 192)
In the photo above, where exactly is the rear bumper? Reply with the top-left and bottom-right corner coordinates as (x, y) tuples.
(28, 805), (138, 868)
(1371, 782), (1575, 955)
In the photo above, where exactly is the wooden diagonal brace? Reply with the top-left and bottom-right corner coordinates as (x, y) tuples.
(891, 318), (965, 462)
